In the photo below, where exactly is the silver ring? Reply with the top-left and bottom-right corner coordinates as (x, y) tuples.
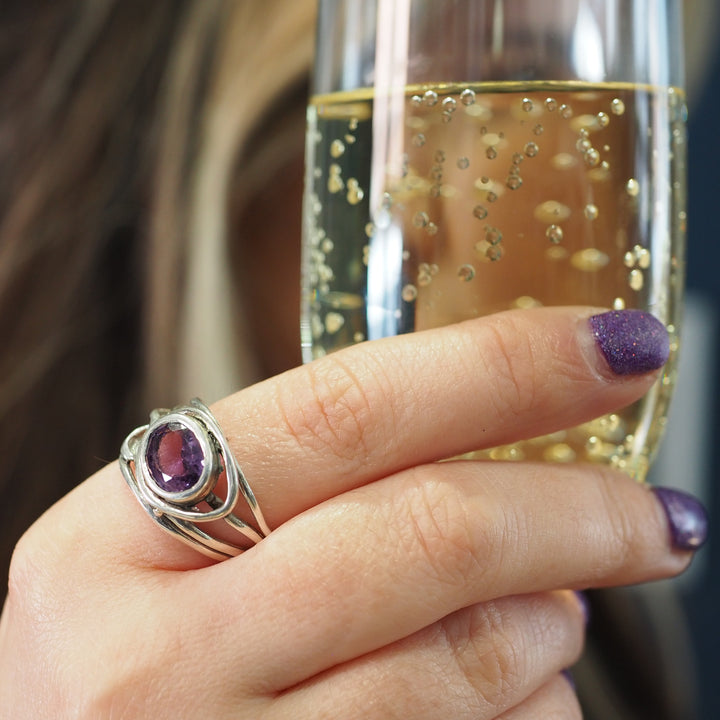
(119, 398), (270, 560)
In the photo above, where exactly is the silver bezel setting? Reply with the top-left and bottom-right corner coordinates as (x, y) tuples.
(119, 398), (271, 560)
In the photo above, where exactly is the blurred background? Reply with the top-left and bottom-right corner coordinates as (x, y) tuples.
(655, 0), (720, 716)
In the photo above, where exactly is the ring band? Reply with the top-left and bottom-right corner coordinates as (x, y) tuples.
(120, 398), (270, 560)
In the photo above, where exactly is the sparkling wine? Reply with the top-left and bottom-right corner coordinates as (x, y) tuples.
(301, 82), (686, 478)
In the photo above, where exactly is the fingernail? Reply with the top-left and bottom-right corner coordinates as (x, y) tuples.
(562, 669), (576, 691)
(589, 310), (669, 375)
(652, 487), (709, 551)
(573, 591), (591, 625)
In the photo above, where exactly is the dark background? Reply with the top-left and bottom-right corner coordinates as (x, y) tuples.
(681, 32), (720, 720)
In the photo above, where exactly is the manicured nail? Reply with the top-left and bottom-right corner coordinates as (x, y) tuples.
(589, 310), (669, 375)
(653, 487), (709, 551)
(573, 591), (591, 625)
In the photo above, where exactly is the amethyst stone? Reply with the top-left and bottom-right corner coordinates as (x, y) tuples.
(146, 422), (206, 494)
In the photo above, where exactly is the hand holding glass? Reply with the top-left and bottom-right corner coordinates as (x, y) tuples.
(301, 0), (686, 480)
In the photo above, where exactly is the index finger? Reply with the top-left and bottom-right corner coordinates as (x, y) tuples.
(32, 305), (669, 570)
(215, 305), (667, 520)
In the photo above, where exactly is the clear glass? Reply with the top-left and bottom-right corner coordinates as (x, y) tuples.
(301, 0), (686, 480)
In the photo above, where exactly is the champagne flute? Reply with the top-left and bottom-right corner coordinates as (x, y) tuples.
(301, 0), (686, 480)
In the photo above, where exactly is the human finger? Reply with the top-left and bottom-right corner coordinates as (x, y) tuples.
(105, 306), (668, 569)
(216, 307), (668, 523)
(495, 674), (582, 720)
(198, 461), (703, 690)
(266, 592), (585, 720)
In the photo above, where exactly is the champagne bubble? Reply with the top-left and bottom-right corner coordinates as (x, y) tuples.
(485, 226), (503, 245)
(460, 88), (476, 106)
(489, 444), (525, 461)
(486, 146), (498, 160)
(413, 211), (429, 228)
(545, 98), (558, 111)
(626, 178), (640, 197)
(354, 332), (365, 343)
(584, 204), (599, 220)
(418, 264), (433, 287)
(544, 443), (577, 463)
(328, 164), (344, 194)
(577, 138), (592, 153)
(611, 98), (626, 116)
(487, 191), (498, 203)
(585, 148), (601, 167)
(522, 97), (534, 112)
(364, 223), (375, 238)
(524, 142), (539, 158)
(534, 124), (544, 135)
(423, 90), (439, 106)
(435, 150), (446, 163)
(624, 251), (636, 268)
(330, 139), (346, 158)
(344, 134), (356, 144)
(552, 153), (577, 170)
(348, 118), (359, 131)
(411, 95), (423, 107)
(457, 157), (470, 170)
(546, 225), (564, 244)
(512, 152), (524, 165)
(534, 200), (571, 223)
(321, 238), (334, 253)
(513, 296), (543, 309)
(443, 97), (457, 112)
(635, 245), (651, 269)
(486, 245), (504, 262)
(458, 264), (476, 281)
(560, 104), (573, 119)
(546, 246), (569, 261)
(474, 205), (488, 220)
(346, 178), (364, 205)
(402, 284), (418, 302)
(325, 312), (345, 334)
(629, 269), (644, 291)
(506, 175), (523, 190)
(613, 297), (626, 310)
(412, 133), (427, 147)
(426, 222), (439, 236)
(572, 248), (610, 272)
(597, 112), (610, 128)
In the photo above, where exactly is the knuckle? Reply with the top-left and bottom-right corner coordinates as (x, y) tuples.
(474, 316), (539, 421)
(392, 474), (487, 591)
(441, 602), (527, 712)
(591, 468), (644, 569)
(274, 352), (392, 466)
(7, 522), (58, 619)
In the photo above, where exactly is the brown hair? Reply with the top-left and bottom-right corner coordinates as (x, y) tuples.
(0, 0), (315, 586)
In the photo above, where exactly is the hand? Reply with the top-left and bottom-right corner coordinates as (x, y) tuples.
(0, 307), (705, 719)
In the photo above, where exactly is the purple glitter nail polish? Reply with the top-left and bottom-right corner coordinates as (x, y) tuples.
(589, 310), (670, 375)
(653, 487), (709, 552)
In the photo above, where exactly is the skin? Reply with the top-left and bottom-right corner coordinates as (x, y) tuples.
(0, 305), (695, 719)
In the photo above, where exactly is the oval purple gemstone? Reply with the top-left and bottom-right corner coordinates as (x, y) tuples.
(146, 422), (206, 494)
